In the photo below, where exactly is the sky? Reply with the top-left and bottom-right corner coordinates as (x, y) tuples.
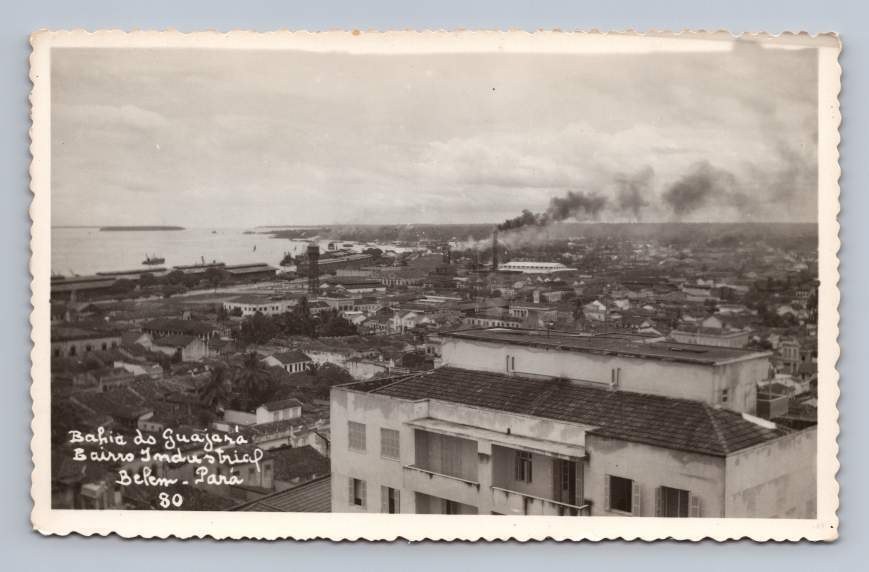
(51, 41), (819, 228)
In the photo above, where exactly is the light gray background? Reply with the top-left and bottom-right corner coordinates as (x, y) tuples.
(2, 1), (864, 570)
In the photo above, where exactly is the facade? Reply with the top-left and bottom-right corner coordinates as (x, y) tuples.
(256, 398), (303, 424)
(670, 327), (750, 348)
(496, 261), (571, 274)
(439, 328), (771, 414)
(462, 313), (524, 329)
(141, 318), (217, 342)
(51, 327), (121, 358)
(261, 350), (313, 373)
(146, 334), (209, 361)
(331, 367), (816, 517)
(223, 295), (300, 317)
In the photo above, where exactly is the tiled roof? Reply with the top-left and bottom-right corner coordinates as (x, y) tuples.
(368, 367), (786, 457)
(260, 398), (303, 412)
(270, 350), (312, 364)
(142, 319), (215, 336)
(152, 334), (199, 348)
(234, 475), (331, 512)
(269, 445), (330, 482)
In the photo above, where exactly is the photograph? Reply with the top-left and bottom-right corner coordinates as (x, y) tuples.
(29, 30), (840, 540)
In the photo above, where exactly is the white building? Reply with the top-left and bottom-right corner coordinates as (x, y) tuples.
(223, 295), (301, 317)
(497, 261), (571, 274)
(331, 366), (816, 517)
(261, 350), (313, 374)
(438, 328), (770, 414)
(256, 398), (303, 424)
(329, 326), (815, 518)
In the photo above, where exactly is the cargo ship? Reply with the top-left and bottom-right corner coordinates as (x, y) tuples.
(142, 254), (165, 266)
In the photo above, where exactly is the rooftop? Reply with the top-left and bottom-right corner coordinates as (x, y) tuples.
(268, 445), (330, 482)
(359, 367), (787, 457)
(269, 350), (312, 364)
(234, 475), (331, 512)
(441, 328), (770, 366)
(152, 334), (199, 348)
(51, 327), (121, 343)
(260, 397), (303, 412)
(142, 318), (215, 336)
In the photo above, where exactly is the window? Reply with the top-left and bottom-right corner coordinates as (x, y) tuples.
(607, 475), (635, 514)
(349, 477), (366, 508)
(380, 428), (400, 460)
(720, 388), (729, 404)
(657, 486), (692, 518)
(381, 486), (400, 514)
(514, 451), (533, 483)
(443, 499), (460, 515)
(348, 421), (366, 452)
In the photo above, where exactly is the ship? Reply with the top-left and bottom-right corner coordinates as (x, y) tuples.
(142, 254), (165, 266)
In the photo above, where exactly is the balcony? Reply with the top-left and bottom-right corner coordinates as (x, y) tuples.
(491, 486), (590, 516)
(403, 465), (481, 507)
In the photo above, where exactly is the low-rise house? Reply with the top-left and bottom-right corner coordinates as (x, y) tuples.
(141, 318), (218, 342)
(392, 310), (434, 333)
(51, 327), (122, 358)
(234, 475), (331, 512)
(261, 350), (313, 374)
(268, 445), (331, 491)
(145, 334), (209, 362)
(223, 295), (300, 317)
(582, 300), (607, 322)
(95, 367), (136, 392)
(256, 398), (303, 424)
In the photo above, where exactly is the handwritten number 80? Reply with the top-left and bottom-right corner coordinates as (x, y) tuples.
(158, 492), (183, 509)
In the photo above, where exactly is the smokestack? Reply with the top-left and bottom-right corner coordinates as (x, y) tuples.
(307, 243), (319, 295)
(443, 244), (451, 264)
(492, 229), (499, 271)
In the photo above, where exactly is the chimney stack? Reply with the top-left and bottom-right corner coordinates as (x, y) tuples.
(307, 243), (320, 295)
(491, 229), (499, 271)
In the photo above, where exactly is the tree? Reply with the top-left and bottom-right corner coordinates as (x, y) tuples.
(166, 270), (186, 285)
(400, 350), (429, 370)
(110, 278), (136, 295)
(204, 267), (230, 290)
(237, 311), (279, 346)
(318, 310), (358, 337)
(139, 272), (158, 288)
(312, 363), (353, 399)
(200, 364), (232, 409)
(278, 297), (317, 338)
(236, 352), (277, 408)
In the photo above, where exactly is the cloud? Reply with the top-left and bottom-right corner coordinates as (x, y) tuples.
(49, 46), (819, 227)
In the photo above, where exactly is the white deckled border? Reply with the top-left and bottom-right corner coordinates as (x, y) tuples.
(29, 29), (841, 542)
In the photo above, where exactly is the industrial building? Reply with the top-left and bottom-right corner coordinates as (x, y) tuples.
(495, 261), (571, 274)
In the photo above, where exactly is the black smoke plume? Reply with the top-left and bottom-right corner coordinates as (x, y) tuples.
(498, 191), (608, 231)
(548, 191), (608, 221)
(662, 161), (743, 217)
(615, 166), (654, 221)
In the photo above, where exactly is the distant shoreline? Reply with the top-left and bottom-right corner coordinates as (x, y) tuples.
(98, 226), (185, 232)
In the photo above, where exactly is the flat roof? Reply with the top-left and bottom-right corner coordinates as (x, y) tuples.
(363, 367), (787, 457)
(440, 328), (770, 366)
